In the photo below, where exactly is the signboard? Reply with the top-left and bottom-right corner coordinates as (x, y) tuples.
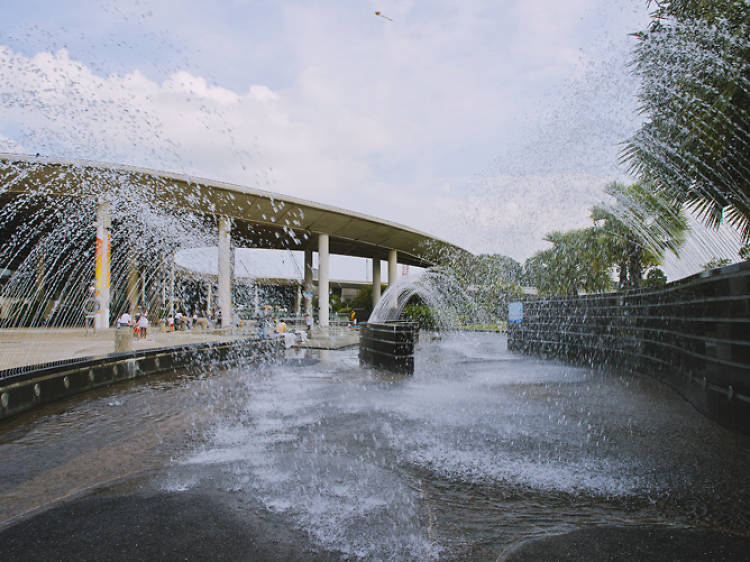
(508, 302), (523, 323)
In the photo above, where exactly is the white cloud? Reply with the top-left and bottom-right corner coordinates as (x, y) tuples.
(0, 133), (25, 153)
(431, 173), (611, 260)
(0, 1), (656, 269)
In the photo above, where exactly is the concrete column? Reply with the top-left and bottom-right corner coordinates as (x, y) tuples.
(140, 272), (146, 313)
(372, 257), (381, 308)
(126, 252), (139, 314)
(206, 281), (212, 318)
(218, 217), (233, 327)
(35, 243), (46, 297)
(94, 200), (111, 330)
(304, 247), (313, 316)
(388, 249), (398, 287)
(254, 284), (259, 315)
(168, 254), (175, 319)
(318, 234), (329, 328)
(295, 283), (301, 317)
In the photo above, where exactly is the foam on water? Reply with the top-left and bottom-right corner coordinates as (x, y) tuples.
(171, 332), (691, 558)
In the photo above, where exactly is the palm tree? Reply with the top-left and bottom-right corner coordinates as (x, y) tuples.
(624, 0), (750, 240)
(591, 182), (688, 289)
(524, 228), (613, 297)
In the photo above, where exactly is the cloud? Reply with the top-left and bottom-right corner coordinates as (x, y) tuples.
(0, 1), (654, 266)
(429, 173), (612, 260)
(0, 132), (24, 153)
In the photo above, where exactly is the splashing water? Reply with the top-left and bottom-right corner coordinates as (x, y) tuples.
(0, 156), (314, 371)
(369, 267), (486, 329)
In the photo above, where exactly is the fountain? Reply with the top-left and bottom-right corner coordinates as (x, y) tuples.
(360, 267), (488, 373)
(2, 2), (750, 560)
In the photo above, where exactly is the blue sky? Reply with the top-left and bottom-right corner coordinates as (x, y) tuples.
(9, 0), (730, 273)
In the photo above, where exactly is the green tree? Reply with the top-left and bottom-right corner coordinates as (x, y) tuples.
(524, 228), (613, 297)
(702, 257), (732, 270)
(349, 284), (386, 320)
(591, 182), (688, 289)
(474, 254), (523, 285)
(624, 0), (750, 239)
(469, 254), (523, 318)
(445, 253), (524, 320)
(401, 303), (438, 330)
(644, 267), (668, 288)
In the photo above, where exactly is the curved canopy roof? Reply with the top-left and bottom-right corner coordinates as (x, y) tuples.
(0, 153), (470, 268)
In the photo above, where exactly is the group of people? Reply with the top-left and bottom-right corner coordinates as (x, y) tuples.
(255, 307), (310, 340)
(116, 311), (149, 338)
(168, 310), (222, 331)
(168, 311), (200, 331)
(116, 308), (224, 336)
(256, 308), (275, 339)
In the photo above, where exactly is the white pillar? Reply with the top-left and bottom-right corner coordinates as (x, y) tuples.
(254, 284), (259, 315)
(318, 234), (329, 328)
(206, 281), (212, 318)
(127, 252), (139, 314)
(168, 254), (175, 319)
(94, 200), (111, 330)
(388, 249), (398, 286)
(372, 257), (381, 308)
(218, 216), (233, 327)
(35, 243), (46, 297)
(295, 283), (301, 317)
(140, 272), (146, 314)
(304, 247), (313, 316)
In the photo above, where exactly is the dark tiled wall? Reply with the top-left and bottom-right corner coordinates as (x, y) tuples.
(360, 322), (417, 374)
(508, 262), (750, 433)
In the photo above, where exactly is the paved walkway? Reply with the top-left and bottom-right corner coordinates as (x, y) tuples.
(0, 326), (360, 372)
(296, 326), (359, 350)
(0, 328), (247, 371)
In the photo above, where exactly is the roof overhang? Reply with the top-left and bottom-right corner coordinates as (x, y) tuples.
(0, 154), (471, 268)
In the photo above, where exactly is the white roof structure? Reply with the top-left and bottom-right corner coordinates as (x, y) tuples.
(1, 153), (470, 268)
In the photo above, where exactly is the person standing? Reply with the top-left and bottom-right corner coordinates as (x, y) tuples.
(117, 311), (131, 328)
(137, 312), (149, 339)
(256, 310), (266, 339)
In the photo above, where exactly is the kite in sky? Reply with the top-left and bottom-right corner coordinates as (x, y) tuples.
(374, 11), (393, 22)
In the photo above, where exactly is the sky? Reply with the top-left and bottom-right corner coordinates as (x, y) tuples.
(0, 0), (741, 279)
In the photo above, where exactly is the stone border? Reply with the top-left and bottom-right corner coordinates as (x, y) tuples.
(0, 337), (283, 421)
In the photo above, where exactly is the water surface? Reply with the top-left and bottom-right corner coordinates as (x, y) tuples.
(2, 333), (749, 559)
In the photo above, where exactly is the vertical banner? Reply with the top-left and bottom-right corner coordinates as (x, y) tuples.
(94, 201), (111, 329)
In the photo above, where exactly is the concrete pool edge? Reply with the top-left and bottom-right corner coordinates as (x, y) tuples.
(0, 337), (284, 421)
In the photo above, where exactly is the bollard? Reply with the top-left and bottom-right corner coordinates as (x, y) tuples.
(114, 326), (134, 352)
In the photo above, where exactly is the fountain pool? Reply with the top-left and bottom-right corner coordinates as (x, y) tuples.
(1, 332), (749, 560)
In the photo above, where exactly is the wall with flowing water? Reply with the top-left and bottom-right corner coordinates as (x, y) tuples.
(507, 261), (750, 434)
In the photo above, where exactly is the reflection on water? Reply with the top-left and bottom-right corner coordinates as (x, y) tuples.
(2, 333), (750, 559)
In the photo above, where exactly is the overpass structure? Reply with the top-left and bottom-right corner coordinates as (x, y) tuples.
(0, 154), (470, 328)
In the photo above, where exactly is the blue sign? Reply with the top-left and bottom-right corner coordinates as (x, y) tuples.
(508, 302), (523, 323)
